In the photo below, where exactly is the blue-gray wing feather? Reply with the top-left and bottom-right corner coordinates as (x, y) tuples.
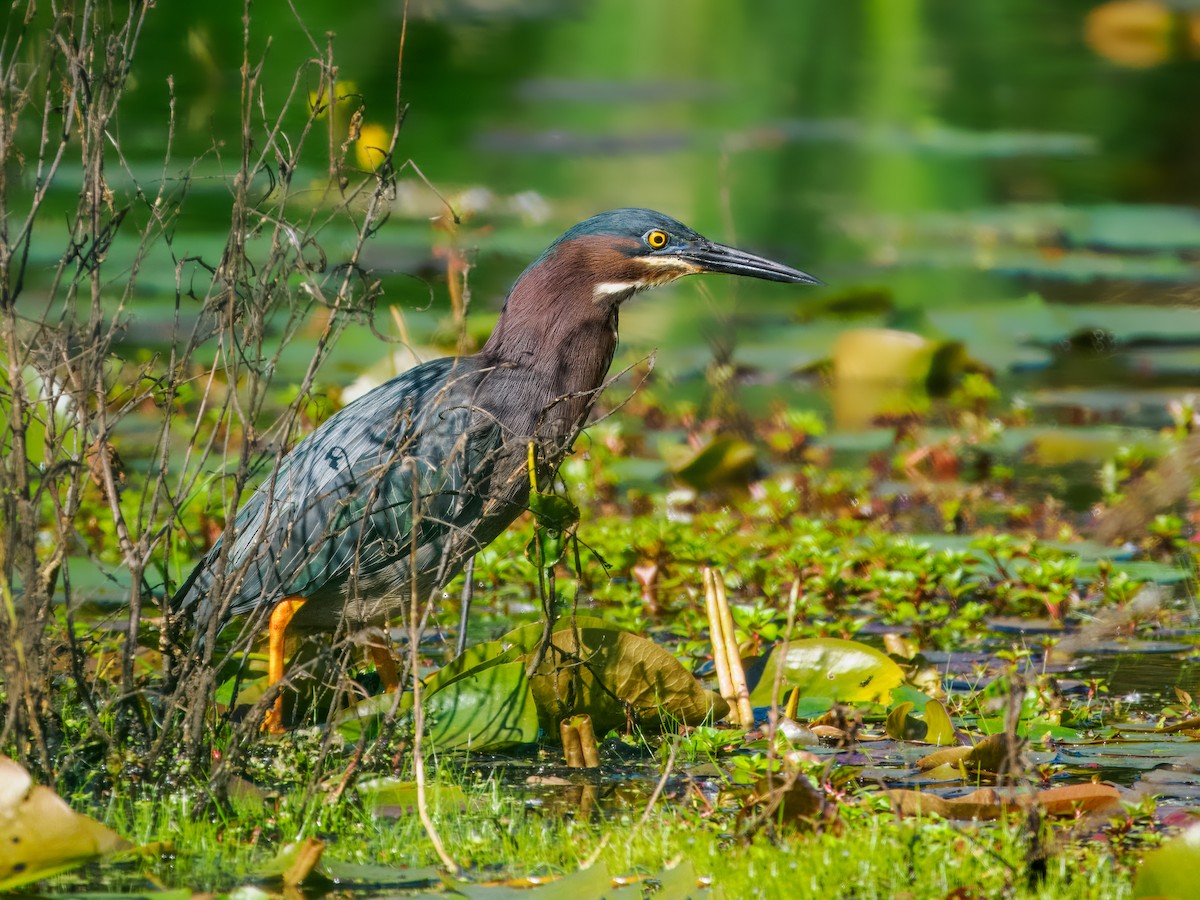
(175, 356), (501, 625)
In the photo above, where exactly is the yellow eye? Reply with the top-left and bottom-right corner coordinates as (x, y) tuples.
(645, 230), (669, 250)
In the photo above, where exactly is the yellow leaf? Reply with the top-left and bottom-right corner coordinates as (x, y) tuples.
(0, 755), (129, 891)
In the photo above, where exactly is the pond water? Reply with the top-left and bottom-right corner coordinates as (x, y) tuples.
(20, 0), (1200, 707)
(13, 0), (1200, 837)
(22, 0), (1200, 414)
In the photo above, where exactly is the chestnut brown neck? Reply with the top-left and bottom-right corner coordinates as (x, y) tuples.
(476, 237), (627, 442)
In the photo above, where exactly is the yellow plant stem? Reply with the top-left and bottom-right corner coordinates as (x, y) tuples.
(703, 567), (739, 725)
(713, 571), (754, 728)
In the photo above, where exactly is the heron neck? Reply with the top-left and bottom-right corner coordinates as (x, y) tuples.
(477, 270), (620, 437)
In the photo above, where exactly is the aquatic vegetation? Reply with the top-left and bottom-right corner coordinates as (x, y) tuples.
(2, 0), (1199, 896)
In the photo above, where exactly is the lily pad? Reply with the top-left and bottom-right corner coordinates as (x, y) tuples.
(669, 435), (759, 492)
(748, 638), (905, 707)
(886, 698), (956, 745)
(356, 777), (469, 816)
(424, 660), (539, 750)
(0, 755), (130, 891)
(424, 640), (524, 697)
(1133, 824), (1200, 899)
(885, 786), (1005, 821)
(337, 661), (538, 751)
(528, 626), (728, 734)
(447, 864), (614, 899)
(425, 616), (612, 696)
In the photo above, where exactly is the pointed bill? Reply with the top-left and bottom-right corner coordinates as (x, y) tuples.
(675, 240), (823, 285)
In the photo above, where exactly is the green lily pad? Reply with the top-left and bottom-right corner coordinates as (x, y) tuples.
(832, 328), (938, 384)
(1057, 737), (1200, 770)
(748, 638), (905, 707)
(426, 616), (612, 698)
(424, 641), (524, 697)
(1133, 825), (1200, 899)
(424, 660), (539, 750)
(355, 777), (469, 816)
(499, 616), (614, 653)
(446, 863), (614, 899)
(670, 435), (759, 492)
(338, 658), (539, 751)
(318, 860), (443, 888)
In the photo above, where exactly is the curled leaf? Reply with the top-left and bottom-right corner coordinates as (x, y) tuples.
(0, 755), (129, 891)
(528, 626), (728, 734)
(885, 787), (1005, 821)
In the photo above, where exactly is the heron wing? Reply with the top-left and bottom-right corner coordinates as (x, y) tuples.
(176, 356), (502, 623)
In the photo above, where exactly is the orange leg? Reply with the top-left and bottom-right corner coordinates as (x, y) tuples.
(263, 596), (306, 735)
(366, 630), (400, 692)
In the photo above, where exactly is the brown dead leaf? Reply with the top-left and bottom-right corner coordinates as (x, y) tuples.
(917, 744), (973, 771)
(810, 724), (850, 741)
(1036, 782), (1122, 817)
(885, 787), (1006, 820)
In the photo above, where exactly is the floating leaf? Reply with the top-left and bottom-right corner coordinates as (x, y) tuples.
(670, 435), (759, 492)
(919, 699), (957, 746)
(337, 660), (538, 751)
(447, 863), (614, 899)
(962, 732), (1019, 775)
(745, 774), (828, 830)
(528, 626), (728, 734)
(425, 639), (524, 697)
(498, 616), (613, 653)
(888, 781), (1122, 821)
(319, 859), (442, 889)
(1134, 825), (1200, 899)
(356, 778), (469, 817)
(886, 698), (956, 745)
(424, 660), (539, 750)
(748, 638), (904, 707)
(917, 744), (974, 772)
(256, 838), (325, 887)
(651, 860), (704, 900)
(0, 755), (130, 891)
(259, 837), (441, 890)
(1057, 736), (1200, 772)
(886, 702), (923, 741)
(976, 716), (1090, 741)
(1036, 783), (1121, 817)
(917, 732), (1019, 776)
(832, 328), (938, 384)
(885, 787), (1005, 820)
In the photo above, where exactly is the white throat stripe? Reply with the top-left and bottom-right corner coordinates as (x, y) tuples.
(593, 281), (644, 297)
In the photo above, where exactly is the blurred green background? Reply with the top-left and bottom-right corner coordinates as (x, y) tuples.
(16, 0), (1200, 427)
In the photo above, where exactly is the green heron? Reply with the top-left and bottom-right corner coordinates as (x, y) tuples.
(175, 208), (820, 731)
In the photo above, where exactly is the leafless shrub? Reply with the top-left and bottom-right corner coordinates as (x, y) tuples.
(0, 0), (414, 781)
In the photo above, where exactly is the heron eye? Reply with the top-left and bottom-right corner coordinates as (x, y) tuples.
(645, 230), (669, 250)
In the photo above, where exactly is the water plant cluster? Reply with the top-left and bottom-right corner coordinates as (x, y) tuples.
(2, 2), (1199, 898)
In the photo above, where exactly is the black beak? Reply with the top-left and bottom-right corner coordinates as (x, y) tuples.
(677, 239), (823, 286)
